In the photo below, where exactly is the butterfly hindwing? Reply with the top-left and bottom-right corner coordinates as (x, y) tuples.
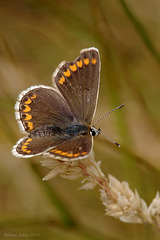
(12, 128), (71, 158)
(12, 137), (52, 158)
(45, 135), (92, 160)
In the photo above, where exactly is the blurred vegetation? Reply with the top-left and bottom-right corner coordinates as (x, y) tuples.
(0, 0), (160, 239)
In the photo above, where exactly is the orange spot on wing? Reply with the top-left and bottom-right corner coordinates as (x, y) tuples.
(25, 150), (31, 153)
(50, 148), (57, 152)
(91, 58), (97, 64)
(24, 113), (32, 121)
(55, 150), (62, 154)
(83, 58), (89, 65)
(63, 69), (71, 77)
(60, 152), (68, 156)
(25, 98), (32, 104)
(21, 138), (32, 153)
(21, 146), (31, 153)
(81, 152), (88, 155)
(21, 145), (27, 151)
(73, 153), (80, 157)
(67, 153), (73, 157)
(69, 64), (77, 72)
(24, 142), (29, 146)
(76, 60), (83, 68)
(59, 76), (65, 85)
(31, 94), (37, 99)
(27, 121), (34, 131)
(23, 105), (31, 112)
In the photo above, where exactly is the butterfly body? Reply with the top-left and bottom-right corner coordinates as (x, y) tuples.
(28, 124), (90, 140)
(12, 47), (100, 160)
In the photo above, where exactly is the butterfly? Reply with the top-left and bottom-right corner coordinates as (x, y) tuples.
(12, 47), (101, 160)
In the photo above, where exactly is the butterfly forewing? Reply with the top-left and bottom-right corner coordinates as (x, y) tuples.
(15, 86), (75, 133)
(54, 47), (100, 124)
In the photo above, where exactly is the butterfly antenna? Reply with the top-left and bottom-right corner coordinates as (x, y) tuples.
(99, 131), (120, 147)
(93, 103), (125, 127)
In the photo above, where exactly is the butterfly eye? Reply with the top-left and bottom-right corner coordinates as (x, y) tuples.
(89, 127), (99, 137)
(91, 130), (96, 137)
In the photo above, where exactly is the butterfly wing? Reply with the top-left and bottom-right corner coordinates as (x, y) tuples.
(12, 132), (71, 158)
(53, 47), (100, 124)
(45, 135), (92, 160)
(12, 85), (77, 157)
(15, 85), (75, 133)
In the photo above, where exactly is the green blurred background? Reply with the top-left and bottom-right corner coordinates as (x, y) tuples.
(1, 0), (160, 239)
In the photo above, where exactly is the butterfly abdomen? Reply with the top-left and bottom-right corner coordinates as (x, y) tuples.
(29, 125), (63, 138)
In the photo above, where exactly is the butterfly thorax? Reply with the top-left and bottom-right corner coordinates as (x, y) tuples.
(66, 124), (89, 136)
